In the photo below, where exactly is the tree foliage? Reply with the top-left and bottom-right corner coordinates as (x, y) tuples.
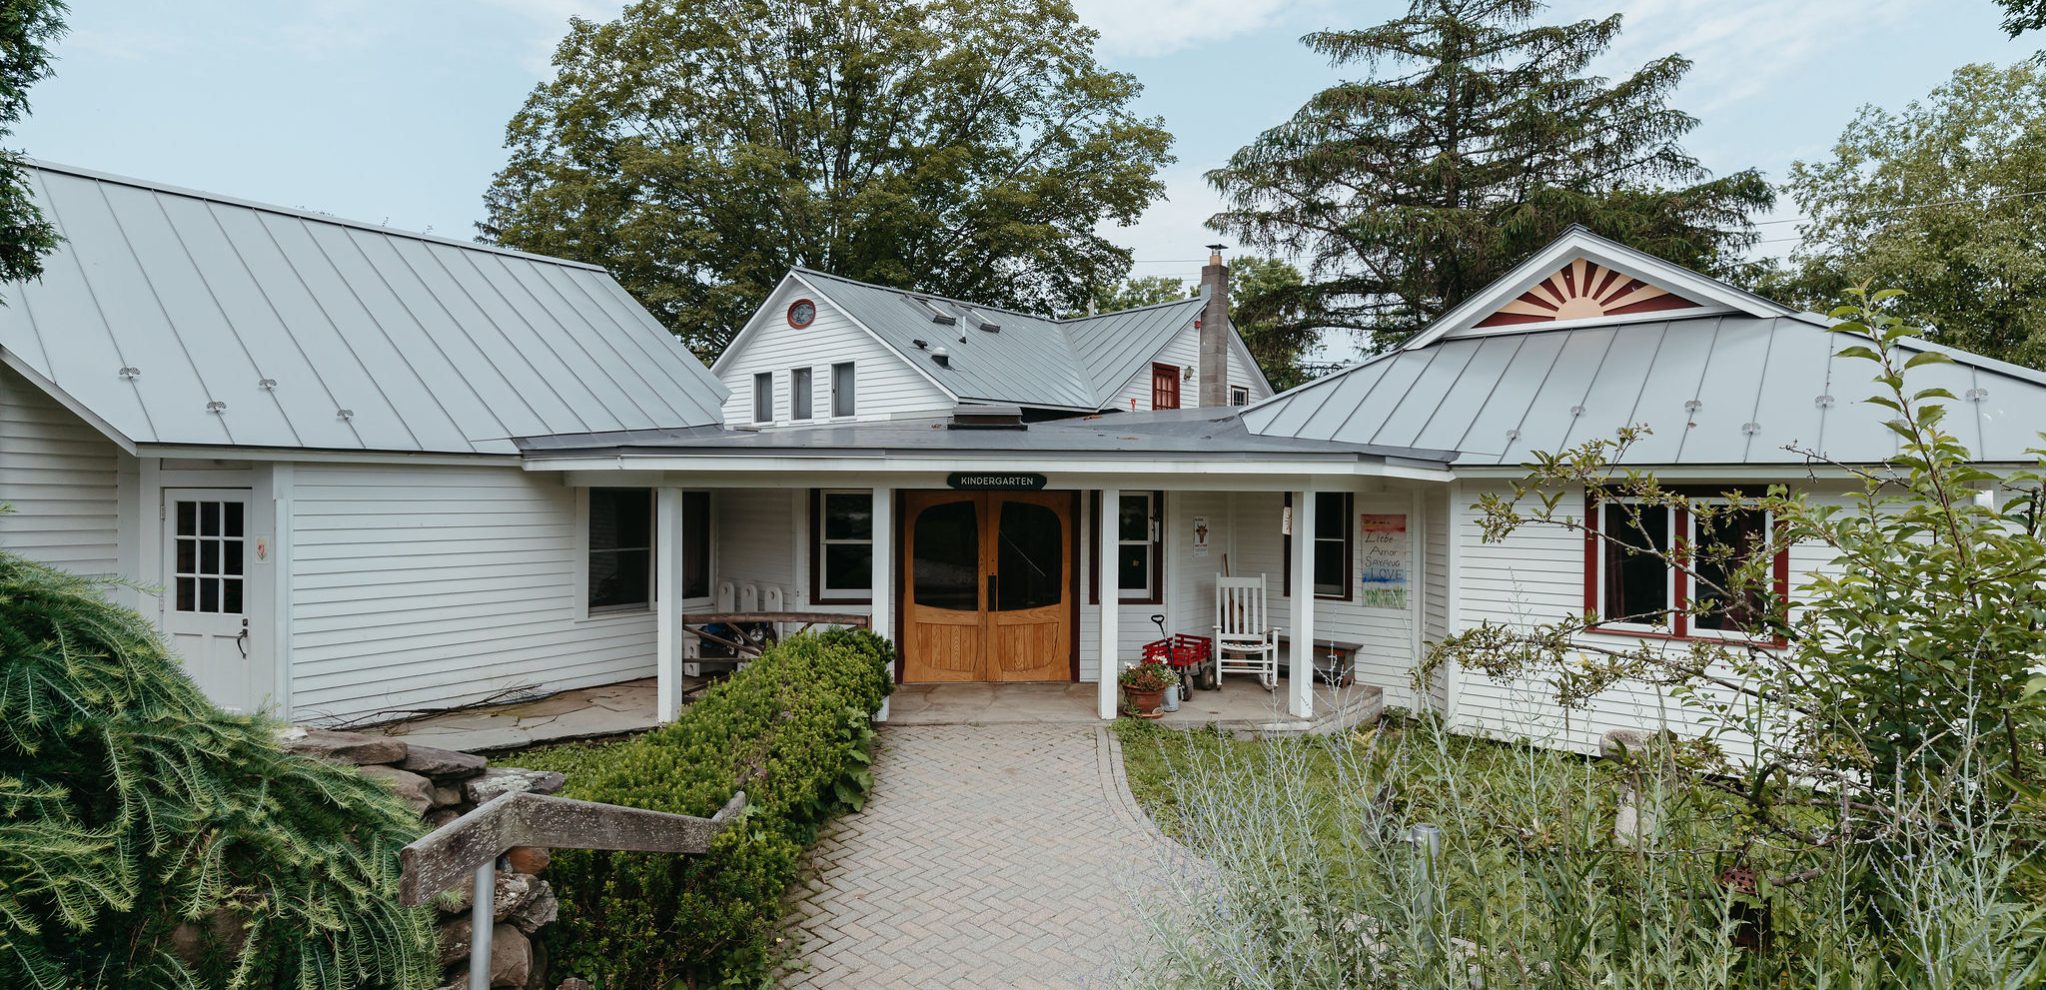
(483, 0), (1173, 360)
(1228, 254), (1319, 391)
(1425, 290), (2046, 876)
(0, 550), (435, 989)
(1769, 63), (2046, 368)
(0, 0), (64, 286)
(1205, 0), (1771, 350)
(1076, 274), (1189, 316)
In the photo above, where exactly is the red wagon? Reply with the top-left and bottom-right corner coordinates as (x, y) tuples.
(1141, 631), (1215, 693)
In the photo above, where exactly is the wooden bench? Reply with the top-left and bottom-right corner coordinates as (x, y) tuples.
(1274, 636), (1361, 687)
(683, 611), (870, 676)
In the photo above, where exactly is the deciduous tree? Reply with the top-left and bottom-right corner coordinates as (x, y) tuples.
(483, 0), (1173, 360)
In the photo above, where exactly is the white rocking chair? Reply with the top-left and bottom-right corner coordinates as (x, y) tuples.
(1213, 575), (1279, 690)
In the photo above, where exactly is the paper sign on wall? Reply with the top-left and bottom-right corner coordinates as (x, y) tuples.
(1192, 516), (1211, 557)
(1359, 513), (1409, 609)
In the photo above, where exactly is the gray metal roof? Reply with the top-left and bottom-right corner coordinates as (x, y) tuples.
(0, 161), (728, 455)
(518, 406), (1458, 466)
(1244, 314), (2046, 466)
(789, 268), (1208, 410)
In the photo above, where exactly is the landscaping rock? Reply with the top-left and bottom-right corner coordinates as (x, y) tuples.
(431, 783), (465, 808)
(489, 924), (531, 988)
(358, 764), (435, 815)
(427, 807), (462, 828)
(506, 846), (550, 874)
(509, 879), (557, 934)
(277, 727), (408, 766)
(401, 744), (489, 780)
(444, 872), (542, 921)
(437, 917), (471, 966)
(464, 768), (567, 804)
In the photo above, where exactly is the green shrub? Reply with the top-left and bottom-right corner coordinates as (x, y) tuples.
(0, 550), (436, 989)
(545, 627), (894, 989)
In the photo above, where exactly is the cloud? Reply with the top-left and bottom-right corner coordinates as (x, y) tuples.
(481, 0), (627, 75)
(1070, 0), (1313, 58)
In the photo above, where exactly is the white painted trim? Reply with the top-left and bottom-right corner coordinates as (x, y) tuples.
(1288, 488), (1316, 718)
(533, 456), (1456, 485)
(139, 458), (163, 628)
(267, 462), (294, 714)
(1404, 227), (1797, 351)
(870, 486), (895, 722)
(1097, 486), (1121, 719)
(138, 445), (521, 467)
(0, 347), (139, 453)
(1408, 485), (1425, 707)
(655, 486), (686, 722)
(1442, 479), (1465, 722)
(1437, 306), (1735, 339)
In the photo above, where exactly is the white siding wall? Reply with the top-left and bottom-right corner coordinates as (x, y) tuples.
(1228, 340), (1275, 402)
(1107, 322), (1201, 412)
(285, 463), (655, 721)
(1446, 481), (1848, 755)
(715, 282), (953, 425)
(0, 365), (123, 575)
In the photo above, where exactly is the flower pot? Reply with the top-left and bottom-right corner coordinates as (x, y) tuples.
(1123, 686), (1165, 718)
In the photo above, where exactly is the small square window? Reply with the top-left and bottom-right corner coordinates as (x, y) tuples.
(1229, 385), (1250, 406)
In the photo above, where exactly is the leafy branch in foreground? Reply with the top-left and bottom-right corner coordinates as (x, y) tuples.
(1422, 288), (2046, 864)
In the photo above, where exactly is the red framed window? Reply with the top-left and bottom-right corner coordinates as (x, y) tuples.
(1583, 495), (1789, 643)
(1151, 363), (1180, 410)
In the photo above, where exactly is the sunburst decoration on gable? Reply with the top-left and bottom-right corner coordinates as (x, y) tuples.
(1475, 258), (1702, 328)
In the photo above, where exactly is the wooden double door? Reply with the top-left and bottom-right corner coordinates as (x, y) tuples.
(901, 490), (1075, 682)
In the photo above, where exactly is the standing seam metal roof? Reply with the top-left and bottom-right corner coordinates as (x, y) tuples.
(1242, 314), (2046, 465)
(0, 161), (728, 454)
(788, 267), (1209, 409)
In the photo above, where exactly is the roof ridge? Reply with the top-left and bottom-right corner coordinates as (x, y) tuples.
(25, 158), (611, 273)
(788, 264), (1202, 324)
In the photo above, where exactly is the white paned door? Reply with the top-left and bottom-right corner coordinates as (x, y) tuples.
(162, 489), (264, 713)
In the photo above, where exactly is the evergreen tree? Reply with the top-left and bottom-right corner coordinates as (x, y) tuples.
(0, 550), (435, 989)
(1206, 0), (1772, 348)
(0, 0), (65, 286)
(1228, 254), (1318, 391)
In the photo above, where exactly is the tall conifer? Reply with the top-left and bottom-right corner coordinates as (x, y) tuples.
(1208, 0), (1772, 347)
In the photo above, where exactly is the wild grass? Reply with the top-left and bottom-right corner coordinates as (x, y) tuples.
(1112, 714), (2044, 989)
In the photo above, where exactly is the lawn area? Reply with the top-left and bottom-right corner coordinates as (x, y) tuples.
(1109, 715), (2042, 989)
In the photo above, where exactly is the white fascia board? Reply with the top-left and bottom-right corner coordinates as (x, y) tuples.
(1405, 228), (1795, 351)
(0, 347), (139, 454)
(136, 444), (522, 467)
(1443, 462), (1914, 482)
(786, 271), (962, 404)
(530, 452), (1455, 486)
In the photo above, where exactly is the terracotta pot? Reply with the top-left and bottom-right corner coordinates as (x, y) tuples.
(1123, 687), (1165, 717)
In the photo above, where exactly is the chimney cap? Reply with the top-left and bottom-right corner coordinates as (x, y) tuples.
(1205, 243), (1228, 266)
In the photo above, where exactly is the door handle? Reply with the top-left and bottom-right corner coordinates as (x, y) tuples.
(236, 618), (249, 659)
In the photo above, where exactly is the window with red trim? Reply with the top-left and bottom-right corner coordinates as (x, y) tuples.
(1585, 496), (1787, 641)
(1151, 363), (1180, 410)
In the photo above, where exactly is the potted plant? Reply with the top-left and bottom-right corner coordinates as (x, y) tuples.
(1119, 662), (1176, 719)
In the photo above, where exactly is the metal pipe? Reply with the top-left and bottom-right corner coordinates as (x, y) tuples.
(470, 858), (494, 989)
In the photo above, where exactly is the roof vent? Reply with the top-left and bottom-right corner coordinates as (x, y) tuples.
(967, 308), (1001, 332)
(931, 346), (951, 368)
(117, 366), (140, 381)
(948, 403), (1026, 431)
(912, 338), (928, 349)
(911, 297), (957, 326)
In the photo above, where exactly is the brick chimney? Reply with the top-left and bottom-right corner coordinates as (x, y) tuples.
(1198, 244), (1230, 407)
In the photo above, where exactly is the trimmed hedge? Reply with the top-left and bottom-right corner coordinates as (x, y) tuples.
(545, 627), (894, 989)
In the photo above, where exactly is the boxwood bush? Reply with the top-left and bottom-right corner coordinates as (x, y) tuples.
(544, 627), (894, 989)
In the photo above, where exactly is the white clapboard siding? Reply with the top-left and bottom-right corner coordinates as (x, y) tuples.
(1229, 338), (1274, 402)
(716, 281), (953, 424)
(1446, 481), (1851, 754)
(285, 462), (653, 721)
(1107, 321), (1201, 411)
(0, 364), (122, 575)
(715, 486), (797, 594)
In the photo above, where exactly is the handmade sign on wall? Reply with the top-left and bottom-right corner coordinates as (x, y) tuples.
(1359, 513), (1410, 609)
(1192, 516), (1210, 557)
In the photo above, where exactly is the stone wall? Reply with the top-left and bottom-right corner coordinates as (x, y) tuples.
(278, 727), (581, 990)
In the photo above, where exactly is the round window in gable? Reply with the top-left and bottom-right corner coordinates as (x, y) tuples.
(787, 299), (817, 329)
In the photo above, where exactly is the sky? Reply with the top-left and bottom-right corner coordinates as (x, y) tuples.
(14, 0), (2038, 354)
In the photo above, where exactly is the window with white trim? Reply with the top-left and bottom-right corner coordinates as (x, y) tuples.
(753, 372), (772, 423)
(1117, 492), (1160, 601)
(1229, 385), (1250, 406)
(791, 367), (813, 420)
(814, 489), (873, 602)
(1585, 497), (1784, 639)
(831, 362), (856, 417)
(586, 489), (710, 612)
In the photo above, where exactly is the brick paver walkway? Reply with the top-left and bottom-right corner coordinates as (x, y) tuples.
(779, 723), (1166, 988)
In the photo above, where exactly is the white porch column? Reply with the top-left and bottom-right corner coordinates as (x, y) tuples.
(1289, 489), (1316, 718)
(870, 486), (895, 721)
(1097, 486), (1121, 719)
(656, 486), (687, 723)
